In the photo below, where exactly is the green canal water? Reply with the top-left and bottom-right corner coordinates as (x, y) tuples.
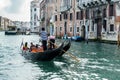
(0, 31), (120, 80)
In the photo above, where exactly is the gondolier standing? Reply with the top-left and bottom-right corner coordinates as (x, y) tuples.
(40, 27), (48, 51)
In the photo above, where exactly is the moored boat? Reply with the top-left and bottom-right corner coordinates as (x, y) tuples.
(26, 30), (31, 35)
(5, 26), (17, 35)
(21, 43), (64, 61)
(71, 36), (84, 41)
(5, 31), (17, 35)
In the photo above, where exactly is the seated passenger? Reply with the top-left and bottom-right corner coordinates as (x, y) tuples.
(48, 35), (55, 50)
(30, 42), (35, 51)
(31, 44), (44, 53)
(23, 42), (29, 50)
(36, 44), (44, 52)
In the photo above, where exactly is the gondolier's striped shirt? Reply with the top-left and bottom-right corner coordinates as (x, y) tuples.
(40, 31), (48, 40)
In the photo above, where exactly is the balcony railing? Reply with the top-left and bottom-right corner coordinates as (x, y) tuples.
(60, 5), (71, 13)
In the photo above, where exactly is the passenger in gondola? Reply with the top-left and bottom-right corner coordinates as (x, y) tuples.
(48, 35), (55, 50)
(29, 42), (35, 51)
(23, 42), (29, 50)
(36, 44), (44, 52)
(31, 44), (44, 53)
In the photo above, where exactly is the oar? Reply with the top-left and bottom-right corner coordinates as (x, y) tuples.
(20, 38), (24, 49)
(62, 49), (80, 62)
(49, 41), (80, 62)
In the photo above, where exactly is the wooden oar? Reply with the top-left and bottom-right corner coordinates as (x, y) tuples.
(49, 40), (80, 62)
(62, 49), (80, 62)
(20, 38), (24, 48)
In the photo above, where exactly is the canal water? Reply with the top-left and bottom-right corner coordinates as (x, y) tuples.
(0, 31), (120, 80)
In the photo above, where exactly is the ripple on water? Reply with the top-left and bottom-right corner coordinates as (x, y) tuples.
(0, 32), (120, 80)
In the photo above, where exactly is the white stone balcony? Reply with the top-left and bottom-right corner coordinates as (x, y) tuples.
(60, 5), (71, 13)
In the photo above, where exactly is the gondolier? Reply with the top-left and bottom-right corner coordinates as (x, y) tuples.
(39, 27), (48, 51)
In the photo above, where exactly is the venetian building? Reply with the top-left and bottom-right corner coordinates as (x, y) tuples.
(30, 0), (40, 33)
(39, 0), (120, 41)
(77, 0), (120, 41)
(54, 0), (75, 38)
(40, 0), (47, 31)
(0, 16), (13, 31)
(40, 0), (56, 35)
(3, 17), (10, 31)
(54, 0), (86, 38)
(40, 0), (81, 38)
(0, 16), (5, 30)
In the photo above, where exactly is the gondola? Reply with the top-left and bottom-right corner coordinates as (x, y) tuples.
(58, 39), (71, 56)
(21, 43), (64, 61)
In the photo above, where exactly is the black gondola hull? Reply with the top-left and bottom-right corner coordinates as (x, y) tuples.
(59, 39), (71, 56)
(22, 43), (63, 61)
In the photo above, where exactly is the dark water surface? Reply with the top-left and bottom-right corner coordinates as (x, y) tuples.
(0, 31), (120, 80)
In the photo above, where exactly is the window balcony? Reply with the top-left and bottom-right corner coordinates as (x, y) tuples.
(60, 5), (71, 13)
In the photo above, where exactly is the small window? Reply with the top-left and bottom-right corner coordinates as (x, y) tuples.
(110, 24), (114, 31)
(70, 27), (72, 32)
(60, 14), (62, 21)
(86, 9), (89, 19)
(91, 21), (94, 31)
(70, 13), (72, 20)
(34, 8), (36, 11)
(77, 27), (79, 32)
(109, 4), (114, 16)
(55, 15), (57, 21)
(34, 22), (36, 26)
(88, 26), (89, 31)
(31, 22), (32, 25)
(34, 14), (36, 20)
(60, 27), (62, 31)
(103, 20), (107, 31)
(64, 13), (68, 19)
(80, 10), (83, 20)
(76, 12), (80, 20)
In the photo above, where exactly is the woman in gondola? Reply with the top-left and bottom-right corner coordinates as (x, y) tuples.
(23, 42), (29, 50)
(48, 35), (55, 50)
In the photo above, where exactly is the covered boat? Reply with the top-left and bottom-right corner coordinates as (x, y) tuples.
(5, 26), (17, 35)
(71, 36), (84, 41)
(21, 43), (64, 61)
(5, 31), (17, 35)
(58, 39), (71, 56)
